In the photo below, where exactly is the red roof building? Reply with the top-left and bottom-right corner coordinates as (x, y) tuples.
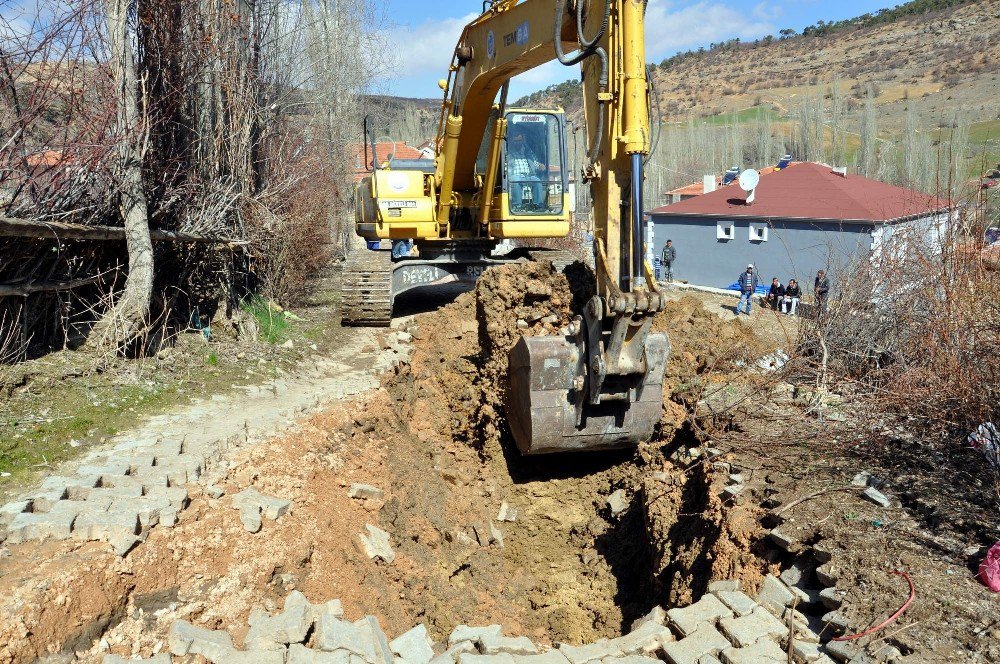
(648, 162), (953, 290)
(349, 142), (425, 181)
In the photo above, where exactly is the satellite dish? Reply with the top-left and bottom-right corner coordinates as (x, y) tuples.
(738, 168), (759, 204)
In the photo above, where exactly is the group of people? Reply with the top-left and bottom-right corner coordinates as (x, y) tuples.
(736, 264), (830, 316)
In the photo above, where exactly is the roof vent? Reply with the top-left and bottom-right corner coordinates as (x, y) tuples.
(831, 166), (848, 178)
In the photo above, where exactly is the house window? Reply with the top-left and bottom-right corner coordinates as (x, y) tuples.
(749, 224), (769, 242)
(717, 222), (735, 240)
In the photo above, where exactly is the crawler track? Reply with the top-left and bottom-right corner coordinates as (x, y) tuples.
(340, 250), (393, 326)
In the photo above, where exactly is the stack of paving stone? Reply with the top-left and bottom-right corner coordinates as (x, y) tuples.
(0, 438), (198, 554)
(108, 577), (874, 664)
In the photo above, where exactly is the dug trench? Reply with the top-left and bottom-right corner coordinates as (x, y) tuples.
(0, 261), (774, 662)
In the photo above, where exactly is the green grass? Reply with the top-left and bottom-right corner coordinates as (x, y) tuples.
(240, 295), (292, 344)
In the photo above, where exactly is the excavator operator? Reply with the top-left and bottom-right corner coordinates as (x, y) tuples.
(507, 124), (546, 212)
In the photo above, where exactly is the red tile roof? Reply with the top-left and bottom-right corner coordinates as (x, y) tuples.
(650, 162), (949, 223)
(350, 142), (425, 180)
(666, 181), (711, 197)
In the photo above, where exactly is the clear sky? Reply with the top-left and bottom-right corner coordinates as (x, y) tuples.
(380, 0), (906, 99)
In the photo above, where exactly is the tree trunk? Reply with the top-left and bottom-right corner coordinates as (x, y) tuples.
(90, 0), (154, 351)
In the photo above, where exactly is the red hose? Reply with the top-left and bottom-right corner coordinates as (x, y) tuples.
(832, 570), (915, 642)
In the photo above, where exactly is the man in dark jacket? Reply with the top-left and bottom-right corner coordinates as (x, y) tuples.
(782, 279), (801, 315)
(660, 240), (676, 282)
(766, 277), (784, 310)
(814, 270), (830, 311)
(736, 264), (759, 315)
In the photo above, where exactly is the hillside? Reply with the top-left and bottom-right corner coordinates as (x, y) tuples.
(516, 0), (999, 134)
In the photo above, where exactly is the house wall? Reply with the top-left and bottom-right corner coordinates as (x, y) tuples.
(650, 215), (879, 290)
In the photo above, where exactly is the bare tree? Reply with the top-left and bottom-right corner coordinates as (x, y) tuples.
(89, 0), (153, 351)
(858, 84), (877, 176)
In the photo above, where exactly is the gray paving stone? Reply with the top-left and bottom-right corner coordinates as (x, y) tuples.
(767, 529), (795, 551)
(87, 485), (145, 501)
(458, 655), (514, 664)
(629, 606), (667, 632)
(822, 611), (848, 635)
(103, 655), (171, 663)
(217, 650), (287, 664)
(390, 624), (434, 664)
(609, 656), (660, 664)
(0, 501), (31, 528)
(719, 638), (787, 663)
(430, 640), (478, 664)
(6, 507), (77, 543)
(448, 626), (502, 648)
(815, 563), (839, 587)
(609, 619), (674, 654)
(479, 634), (538, 656)
(78, 461), (131, 478)
(129, 466), (174, 489)
(557, 640), (622, 664)
(160, 507), (178, 527)
(315, 616), (377, 660)
(811, 542), (834, 564)
(168, 619), (236, 661)
(233, 488), (291, 520)
(513, 651), (568, 664)
(309, 599), (345, 626)
(667, 594), (733, 637)
(289, 644), (352, 664)
(823, 640), (861, 663)
(73, 508), (138, 540)
(779, 564), (810, 587)
(360, 615), (395, 664)
(661, 625), (731, 664)
(23, 489), (68, 513)
(697, 656), (722, 664)
(792, 640), (837, 663)
(245, 591), (312, 647)
(755, 575), (795, 616)
(818, 587), (843, 611)
(707, 580), (740, 593)
(718, 607), (786, 648)
(151, 486), (189, 509)
(713, 590), (756, 617)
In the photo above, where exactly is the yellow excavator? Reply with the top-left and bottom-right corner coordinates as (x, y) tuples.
(342, 0), (669, 455)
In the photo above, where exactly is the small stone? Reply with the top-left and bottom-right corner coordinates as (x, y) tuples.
(823, 610), (849, 634)
(349, 484), (384, 500)
(558, 639), (622, 664)
(862, 487), (891, 508)
(661, 625), (730, 664)
(714, 590), (757, 617)
(497, 502), (518, 522)
(241, 505), (263, 533)
(355, 524), (396, 564)
(812, 542), (834, 564)
(851, 472), (874, 488)
(489, 522), (505, 549)
(206, 485), (226, 499)
(607, 490), (628, 516)
(719, 638), (787, 663)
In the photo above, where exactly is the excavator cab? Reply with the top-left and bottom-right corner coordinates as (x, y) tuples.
(501, 111), (567, 217)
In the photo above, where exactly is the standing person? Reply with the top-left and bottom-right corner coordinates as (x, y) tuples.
(660, 239), (676, 282)
(783, 279), (801, 315)
(766, 277), (784, 311)
(736, 264), (759, 316)
(814, 270), (830, 312)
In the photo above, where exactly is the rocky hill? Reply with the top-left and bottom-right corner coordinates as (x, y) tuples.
(516, 0), (999, 133)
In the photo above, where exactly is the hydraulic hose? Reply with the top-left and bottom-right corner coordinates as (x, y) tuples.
(553, 0), (609, 162)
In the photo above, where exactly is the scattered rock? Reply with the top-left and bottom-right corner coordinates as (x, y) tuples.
(497, 502), (518, 522)
(232, 488), (292, 520)
(355, 524), (395, 564)
(206, 485), (226, 499)
(607, 489), (628, 516)
(862, 486), (892, 508)
(349, 484), (384, 501)
(389, 624), (435, 664)
(241, 504), (263, 533)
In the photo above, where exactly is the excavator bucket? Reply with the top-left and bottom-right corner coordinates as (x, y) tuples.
(506, 331), (670, 455)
